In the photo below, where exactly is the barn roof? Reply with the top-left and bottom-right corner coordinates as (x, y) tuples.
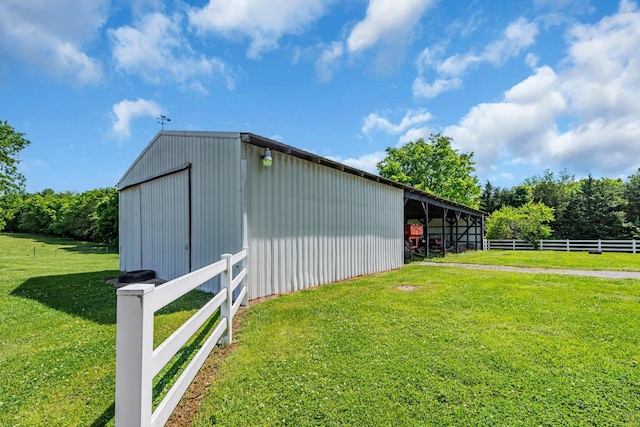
(119, 130), (484, 217)
(242, 133), (485, 217)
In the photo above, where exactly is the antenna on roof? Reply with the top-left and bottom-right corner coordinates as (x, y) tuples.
(157, 115), (171, 130)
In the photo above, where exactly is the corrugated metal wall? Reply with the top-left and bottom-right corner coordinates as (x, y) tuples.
(244, 144), (404, 300)
(119, 186), (141, 272)
(139, 170), (190, 280)
(120, 131), (404, 299)
(119, 132), (242, 290)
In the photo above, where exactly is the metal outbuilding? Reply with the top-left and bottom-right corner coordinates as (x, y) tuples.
(118, 131), (484, 300)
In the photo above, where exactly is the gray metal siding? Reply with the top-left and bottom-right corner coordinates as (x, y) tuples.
(119, 187), (141, 272)
(244, 144), (404, 300)
(140, 170), (190, 280)
(189, 135), (243, 292)
(118, 132), (242, 288)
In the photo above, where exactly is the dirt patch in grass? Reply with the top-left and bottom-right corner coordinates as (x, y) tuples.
(165, 305), (249, 427)
(397, 285), (416, 291)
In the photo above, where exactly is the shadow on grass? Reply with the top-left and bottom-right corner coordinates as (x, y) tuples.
(2, 232), (118, 255)
(87, 313), (219, 425)
(11, 270), (121, 324)
(11, 271), (213, 325)
(91, 402), (115, 427)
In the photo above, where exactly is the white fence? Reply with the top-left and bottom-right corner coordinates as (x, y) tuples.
(485, 239), (639, 253)
(115, 247), (248, 427)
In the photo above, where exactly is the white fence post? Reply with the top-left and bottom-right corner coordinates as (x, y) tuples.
(241, 246), (249, 306)
(598, 239), (602, 252)
(512, 239), (516, 250)
(115, 284), (155, 426)
(634, 240), (637, 254)
(221, 253), (233, 345)
(566, 239), (570, 252)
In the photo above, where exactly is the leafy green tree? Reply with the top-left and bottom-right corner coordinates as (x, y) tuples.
(18, 190), (62, 235)
(93, 188), (118, 244)
(8, 187), (118, 244)
(485, 201), (554, 249)
(524, 169), (576, 238)
(0, 120), (30, 194)
(377, 133), (481, 207)
(0, 191), (25, 231)
(52, 189), (111, 240)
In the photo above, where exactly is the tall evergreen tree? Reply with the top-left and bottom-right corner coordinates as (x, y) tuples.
(562, 176), (629, 239)
(524, 169), (576, 238)
(479, 181), (502, 213)
(624, 169), (640, 238)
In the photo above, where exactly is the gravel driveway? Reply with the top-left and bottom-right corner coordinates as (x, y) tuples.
(421, 262), (640, 280)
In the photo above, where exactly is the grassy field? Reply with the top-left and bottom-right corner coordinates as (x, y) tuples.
(194, 261), (640, 425)
(1, 234), (639, 426)
(427, 249), (640, 271)
(0, 234), (210, 426)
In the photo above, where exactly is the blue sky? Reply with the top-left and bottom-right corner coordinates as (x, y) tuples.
(1, 0), (639, 193)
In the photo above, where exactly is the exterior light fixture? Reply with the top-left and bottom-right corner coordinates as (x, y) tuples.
(262, 148), (273, 167)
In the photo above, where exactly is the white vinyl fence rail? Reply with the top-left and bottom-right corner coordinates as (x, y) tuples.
(485, 239), (639, 253)
(115, 247), (248, 427)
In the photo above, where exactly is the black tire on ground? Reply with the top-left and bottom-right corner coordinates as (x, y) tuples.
(119, 269), (156, 283)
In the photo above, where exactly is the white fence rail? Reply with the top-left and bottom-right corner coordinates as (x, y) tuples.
(115, 247), (248, 427)
(485, 239), (639, 253)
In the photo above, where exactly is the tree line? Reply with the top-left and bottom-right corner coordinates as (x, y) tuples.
(0, 187), (119, 244)
(375, 132), (640, 243)
(1, 120), (117, 245)
(480, 169), (640, 242)
(3, 119), (640, 247)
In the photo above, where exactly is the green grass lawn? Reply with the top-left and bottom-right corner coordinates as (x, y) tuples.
(194, 263), (640, 426)
(0, 233), (211, 426)
(428, 249), (640, 271)
(2, 235), (639, 426)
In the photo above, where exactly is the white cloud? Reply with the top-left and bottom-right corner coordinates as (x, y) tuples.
(412, 77), (462, 99)
(310, 0), (434, 81)
(525, 53), (539, 67)
(315, 41), (344, 82)
(346, 0), (435, 53)
(326, 151), (386, 174)
(489, 17), (539, 63)
(362, 109), (432, 137)
(445, 66), (567, 173)
(0, 0), (106, 84)
(188, 0), (332, 59)
(110, 12), (234, 93)
(441, 1), (640, 180)
(112, 98), (163, 139)
(560, 1), (640, 121)
(549, 0), (640, 173)
(413, 17), (539, 99)
(399, 126), (433, 145)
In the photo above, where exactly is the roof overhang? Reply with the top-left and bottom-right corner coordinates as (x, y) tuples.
(242, 132), (485, 216)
